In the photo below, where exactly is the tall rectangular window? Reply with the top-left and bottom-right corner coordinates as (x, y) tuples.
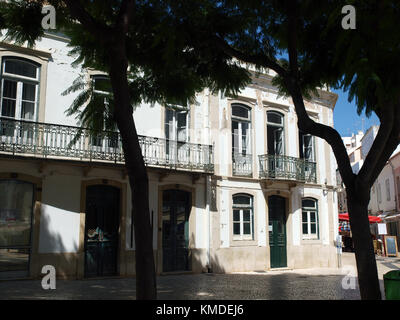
(302, 198), (319, 240)
(386, 179), (391, 201)
(0, 58), (40, 121)
(232, 194), (254, 240)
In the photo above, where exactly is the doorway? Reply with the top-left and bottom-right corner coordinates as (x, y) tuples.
(84, 185), (120, 277)
(162, 189), (191, 272)
(0, 179), (34, 279)
(268, 195), (287, 268)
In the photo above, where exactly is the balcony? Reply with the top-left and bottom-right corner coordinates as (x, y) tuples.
(258, 154), (317, 183)
(232, 152), (253, 177)
(0, 117), (214, 173)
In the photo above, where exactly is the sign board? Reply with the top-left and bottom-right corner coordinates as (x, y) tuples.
(378, 223), (387, 235)
(385, 236), (398, 257)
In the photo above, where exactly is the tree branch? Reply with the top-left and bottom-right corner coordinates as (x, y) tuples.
(213, 35), (288, 77)
(357, 100), (397, 187)
(116, 0), (136, 34)
(286, 0), (299, 78)
(285, 77), (355, 187)
(63, 0), (114, 42)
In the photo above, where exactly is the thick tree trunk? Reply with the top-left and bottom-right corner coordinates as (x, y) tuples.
(108, 46), (157, 300)
(347, 189), (381, 300)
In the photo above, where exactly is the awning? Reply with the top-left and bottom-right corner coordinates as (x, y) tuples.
(338, 213), (382, 224)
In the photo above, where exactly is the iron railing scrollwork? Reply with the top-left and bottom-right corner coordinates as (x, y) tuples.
(232, 152), (253, 177)
(258, 154), (317, 183)
(0, 117), (214, 173)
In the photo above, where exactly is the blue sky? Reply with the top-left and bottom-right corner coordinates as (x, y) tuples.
(332, 88), (380, 137)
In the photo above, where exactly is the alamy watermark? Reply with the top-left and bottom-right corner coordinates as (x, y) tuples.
(38, 4), (355, 31)
(41, 265), (56, 290)
(41, 5), (56, 30)
(342, 5), (356, 30)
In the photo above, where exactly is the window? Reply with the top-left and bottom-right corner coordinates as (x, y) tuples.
(386, 179), (391, 202)
(232, 104), (251, 156)
(165, 107), (189, 143)
(232, 194), (254, 240)
(302, 198), (319, 240)
(377, 183), (382, 203)
(231, 104), (252, 176)
(0, 58), (40, 121)
(89, 75), (118, 149)
(267, 111), (284, 155)
(299, 130), (315, 161)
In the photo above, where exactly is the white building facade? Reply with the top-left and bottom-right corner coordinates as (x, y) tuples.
(0, 34), (339, 279)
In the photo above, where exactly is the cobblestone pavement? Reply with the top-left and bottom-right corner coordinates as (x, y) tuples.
(0, 254), (398, 300)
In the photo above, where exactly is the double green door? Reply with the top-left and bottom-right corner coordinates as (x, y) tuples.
(84, 185), (120, 278)
(268, 195), (287, 268)
(162, 190), (191, 272)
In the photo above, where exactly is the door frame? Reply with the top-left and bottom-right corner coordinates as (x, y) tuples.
(157, 184), (195, 274)
(78, 179), (126, 279)
(0, 172), (42, 278)
(265, 190), (291, 269)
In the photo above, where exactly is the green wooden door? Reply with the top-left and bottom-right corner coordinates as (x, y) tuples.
(84, 185), (120, 278)
(268, 195), (287, 268)
(162, 190), (191, 272)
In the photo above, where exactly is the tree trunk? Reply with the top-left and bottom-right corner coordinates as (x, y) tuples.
(347, 189), (381, 299)
(108, 46), (157, 300)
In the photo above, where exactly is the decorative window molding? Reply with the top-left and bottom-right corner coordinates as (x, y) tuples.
(301, 198), (319, 240)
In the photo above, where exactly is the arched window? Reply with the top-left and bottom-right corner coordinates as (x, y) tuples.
(1, 58), (40, 121)
(302, 198), (319, 239)
(233, 193), (254, 240)
(267, 111), (284, 155)
(231, 104), (252, 176)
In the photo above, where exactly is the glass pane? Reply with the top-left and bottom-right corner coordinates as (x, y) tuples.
(243, 210), (251, 222)
(302, 211), (308, 222)
(233, 222), (240, 235)
(233, 209), (240, 222)
(21, 102), (35, 120)
(302, 199), (316, 208)
(232, 105), (249, 119)
(310, 223), (316, 234)
(93, 77), (111, 93)
(1, 99), (16, 118)
(302, 223), (308, 234)
(3, 80), (17, 99)
(0, 180), (34, 247)
(233, 195), (251, 206)
(267, 112), (283, 125)
(177, 112), (188, 142)
(5, 60), (37, 79)
(310, 211), (316, 222)
(243, 222), (251, 235)
(22, 83), (36, 102)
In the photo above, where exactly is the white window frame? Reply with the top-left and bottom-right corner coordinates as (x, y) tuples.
(267, 111), (285, 156)
(302, 198), (319, 240)
(231, 104), (252, 156)
(89, 75), (118, 151)
(232, 194), (254, 241)
(0, 58), (40, 121)
(165, 106), (190, 143)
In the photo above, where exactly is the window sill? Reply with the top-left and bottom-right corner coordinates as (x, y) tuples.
(230, 238), (258, 247)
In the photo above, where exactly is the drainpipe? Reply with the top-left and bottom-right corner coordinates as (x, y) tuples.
(206, 176), (212, 273)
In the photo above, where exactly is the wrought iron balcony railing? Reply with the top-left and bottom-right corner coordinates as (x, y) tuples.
(232, 152), (253, 177)
(0, 117), (214, 173)
(259, 154), (317, 183)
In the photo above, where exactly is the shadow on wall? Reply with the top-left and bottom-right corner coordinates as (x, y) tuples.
(32, 175), (82, 279)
